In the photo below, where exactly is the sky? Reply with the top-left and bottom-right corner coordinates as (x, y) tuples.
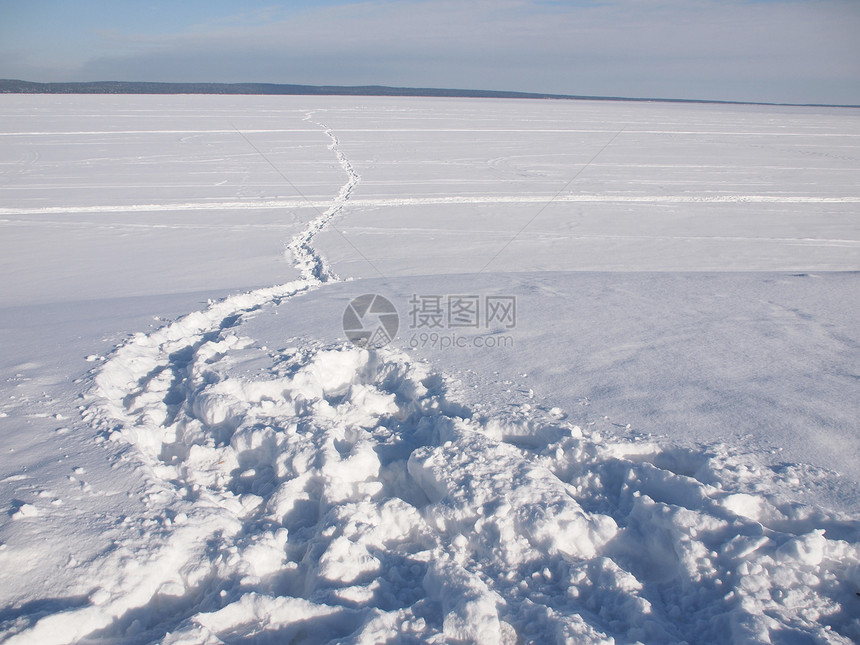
(1, 0), (859, 105)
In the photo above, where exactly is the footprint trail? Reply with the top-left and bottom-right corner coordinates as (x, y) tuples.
(5, 112), (860, 645)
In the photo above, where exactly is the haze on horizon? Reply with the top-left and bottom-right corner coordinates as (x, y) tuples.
(1, 0), (859, 105)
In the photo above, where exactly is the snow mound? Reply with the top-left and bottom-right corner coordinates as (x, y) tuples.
(10, 328), (857, 643)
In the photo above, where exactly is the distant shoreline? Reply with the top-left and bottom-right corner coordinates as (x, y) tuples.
(1, 79), (856, 109)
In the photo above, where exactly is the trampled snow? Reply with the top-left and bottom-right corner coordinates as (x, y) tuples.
(1, 95), (858, 643)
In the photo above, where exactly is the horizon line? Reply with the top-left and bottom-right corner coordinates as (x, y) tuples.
(1, 79), (858, 110)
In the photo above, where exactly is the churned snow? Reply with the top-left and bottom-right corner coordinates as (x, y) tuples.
(0, 95), (858, 643)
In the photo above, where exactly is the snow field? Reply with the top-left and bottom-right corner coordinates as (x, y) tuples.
(1, 95), (859, 643)
(312, 99), (860, 275)
(22, 328), (860, 642)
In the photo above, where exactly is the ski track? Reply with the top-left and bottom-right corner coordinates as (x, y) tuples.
(3, 128), (860, 137)
(4, 115), (860, 645)
(2, 194), (860, 217)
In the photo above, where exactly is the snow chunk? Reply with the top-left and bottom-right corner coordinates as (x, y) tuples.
(424, 557), (504, 645)
(11, 503), (39, 520)
(318, 536), (381, 584)
(776, 529), (827, 566)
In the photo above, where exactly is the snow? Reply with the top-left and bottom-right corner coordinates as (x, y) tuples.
(1, 95), (859, 643)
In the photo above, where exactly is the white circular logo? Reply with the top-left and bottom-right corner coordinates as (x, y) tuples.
(343, 294), (399, 348)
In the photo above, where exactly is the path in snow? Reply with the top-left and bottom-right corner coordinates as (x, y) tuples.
(284, 114), (362, 283)
(3, 194), (860, 217)
(3, 107), (859, 644)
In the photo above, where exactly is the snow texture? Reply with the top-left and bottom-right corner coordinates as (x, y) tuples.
(0, 96), (858, 643)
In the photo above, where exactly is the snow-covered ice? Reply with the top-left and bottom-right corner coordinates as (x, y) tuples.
(1, 95), (858, 643)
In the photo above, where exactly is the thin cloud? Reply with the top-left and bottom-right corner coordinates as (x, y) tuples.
(7, 0), (860, 103)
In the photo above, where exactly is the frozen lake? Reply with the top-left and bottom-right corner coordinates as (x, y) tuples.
(1, 95), (858, 644)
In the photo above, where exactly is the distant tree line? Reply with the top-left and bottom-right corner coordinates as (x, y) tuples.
(0, 80), (577, 99)
(0, 80), (853, 107)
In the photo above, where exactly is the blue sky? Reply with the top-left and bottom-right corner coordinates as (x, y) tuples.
(1, 0), (858, 104)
